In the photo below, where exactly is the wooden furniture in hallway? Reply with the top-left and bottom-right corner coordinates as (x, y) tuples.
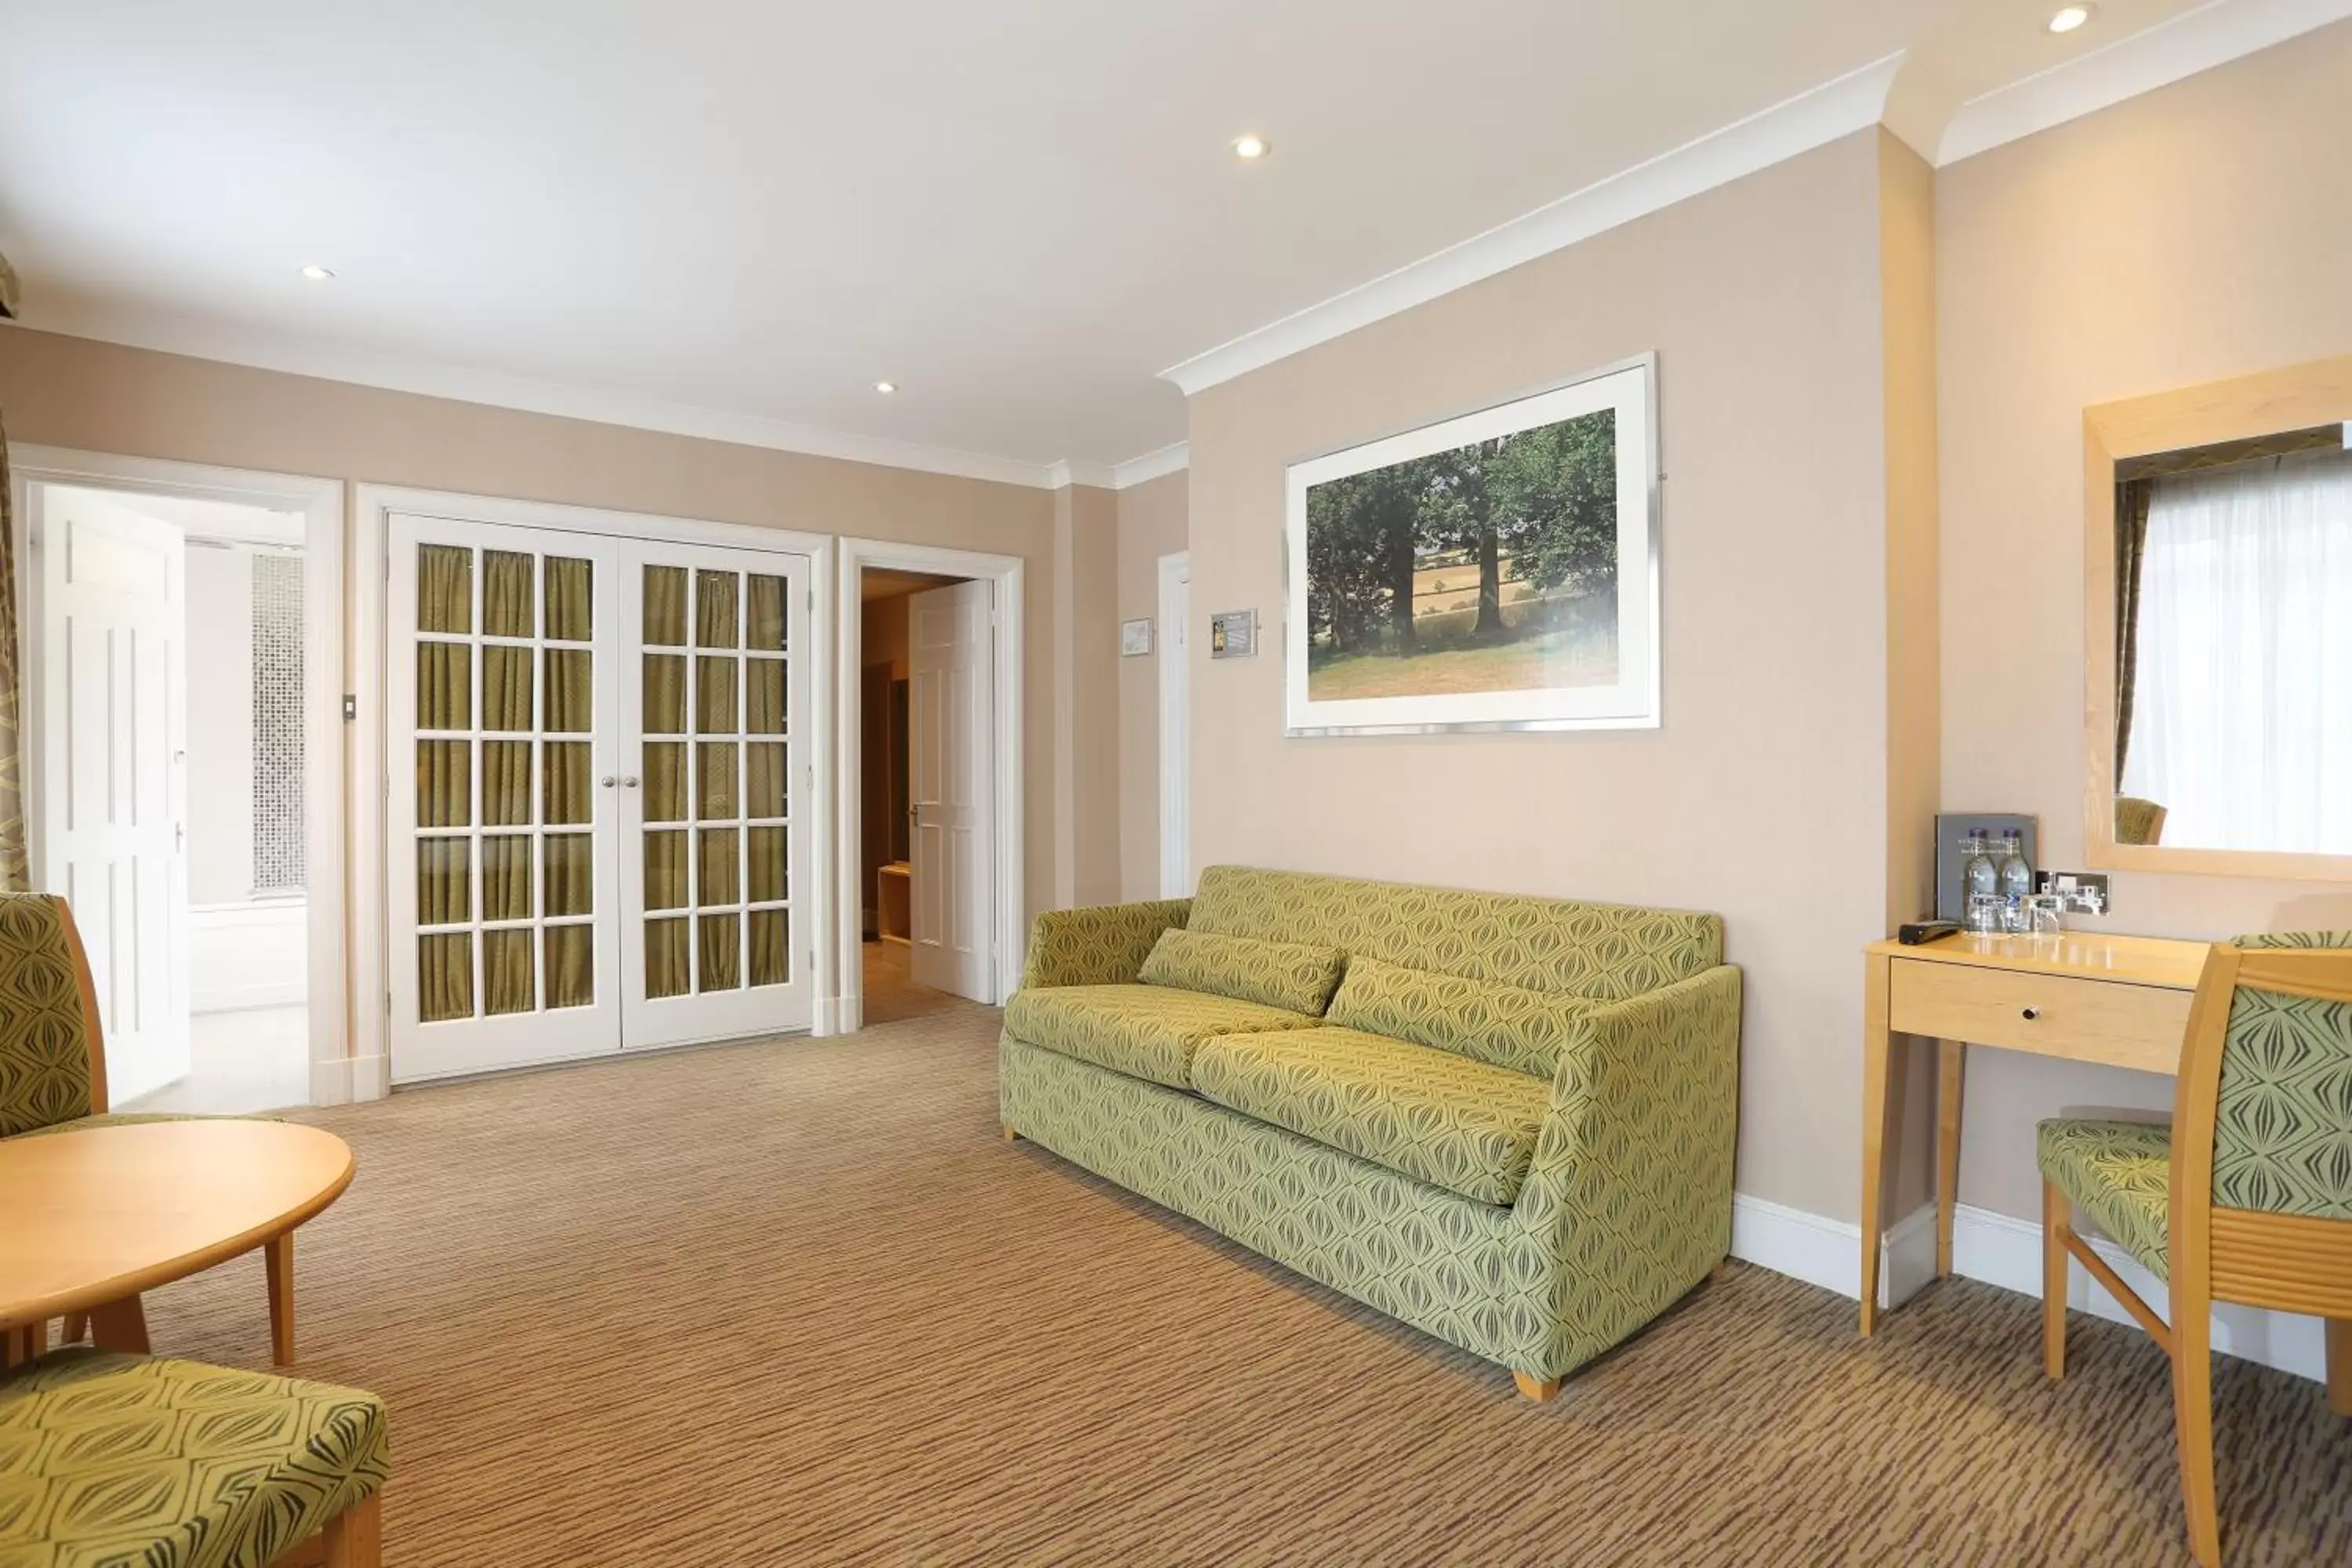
(1858, 930), (2212, 1334)
(0, 1120), (354, 1364)
(877, 859), (913, 946)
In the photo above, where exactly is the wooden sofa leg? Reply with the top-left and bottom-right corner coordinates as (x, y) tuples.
(321, 1494), (382, 1568)
(1001, 1125), (1021, 1142)
(1512, 1370), (1561, 1403)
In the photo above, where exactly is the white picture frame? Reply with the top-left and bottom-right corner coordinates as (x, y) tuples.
(1283, 353), (1661, 736)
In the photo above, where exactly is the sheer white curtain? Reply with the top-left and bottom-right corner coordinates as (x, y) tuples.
(2122, 447), (2352, 853)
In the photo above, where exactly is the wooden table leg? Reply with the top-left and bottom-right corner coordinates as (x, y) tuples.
(1860, 952), (1896, 1336)
(89, 1295), (151, 1354)
(1937, 1040), (1966, 1278)
(266, 1232), (296, 1366)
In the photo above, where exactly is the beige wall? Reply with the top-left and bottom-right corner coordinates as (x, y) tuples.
(1116, 470), (1188, 899)
(1051, 482), (1123, 907)
(1936, 19), (2352, 1221)
(0, 327), (1117, 1004)
(1185, 130), (1929, 1224)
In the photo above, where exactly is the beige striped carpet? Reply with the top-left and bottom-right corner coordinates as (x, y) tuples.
(136, 996), (2351, 1566)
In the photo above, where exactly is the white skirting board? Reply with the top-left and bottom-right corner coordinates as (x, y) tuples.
(191, 901), (308, 1012)
(1730, 1193), (2325, 1384)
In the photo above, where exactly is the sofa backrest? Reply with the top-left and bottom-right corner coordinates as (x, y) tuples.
(1185, 866), (1722, 1003)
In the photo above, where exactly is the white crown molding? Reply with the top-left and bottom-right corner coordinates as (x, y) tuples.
(1044, 457), (1117, 490)
(1936, 0), (2352, 166)
(1112, 441), (1189, 488)
(22, 307), (1070, 490)
(1158, 52), (1908, 397)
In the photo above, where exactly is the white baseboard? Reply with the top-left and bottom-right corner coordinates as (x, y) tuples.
(1730, 1193), (1934, 1309)
(1732, 1190), (2324, 1384)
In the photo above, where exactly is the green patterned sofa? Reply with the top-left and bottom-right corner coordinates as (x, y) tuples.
(998, 865), (1741, 1399)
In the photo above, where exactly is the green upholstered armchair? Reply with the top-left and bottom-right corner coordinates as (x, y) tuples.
(0, 1348), (389, 1566)
(2037, 931), (2352, 1567)
(2114, 796), (2169, 846)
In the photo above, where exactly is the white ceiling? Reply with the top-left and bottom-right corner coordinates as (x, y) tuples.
(0, 0), (2299, 481)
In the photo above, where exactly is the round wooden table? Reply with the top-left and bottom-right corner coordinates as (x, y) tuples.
(0, 1120), (355, 1363)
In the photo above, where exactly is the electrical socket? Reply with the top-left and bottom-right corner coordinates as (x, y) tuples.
(2037, 869), (2111, 915)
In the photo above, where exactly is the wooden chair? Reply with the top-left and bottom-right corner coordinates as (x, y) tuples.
(2038, 932), (2352, 1566)
(0, 891), (295, 1364)
(2115, 795), (2169, 845)
(0, 1347), (385, 1567)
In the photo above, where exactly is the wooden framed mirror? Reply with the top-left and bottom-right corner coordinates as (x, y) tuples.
(2085, 354), (2352, 880)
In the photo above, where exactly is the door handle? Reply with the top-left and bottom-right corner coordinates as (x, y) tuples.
(601, 776), (617, 789)
(622, 776), (641, 788)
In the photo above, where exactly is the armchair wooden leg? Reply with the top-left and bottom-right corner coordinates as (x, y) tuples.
(321, 1494), (382, 1568)
(2328, 1319), (2352, 1417)
(1001, 1125), (1020, 1142)
(2042, 1181), (2069, 1381)
(1512, 1370), (1561, 1403)
(89, 1295), (151, 1355)
(2171, 1287), (2221, 1567)
(266, 1232), (296, 1366)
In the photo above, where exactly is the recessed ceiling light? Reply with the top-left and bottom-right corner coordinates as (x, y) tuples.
(299, 264), (335, 281)
(874, 380), (897, 395)
(1232, 132), (1271, 161)
(2047, 5), (2093, 33)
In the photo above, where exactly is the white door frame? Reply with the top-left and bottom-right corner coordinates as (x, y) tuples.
(6, 445), (348, 1105)
(833, 538), (1024, 1029)
(353, 485), (836, 1097)
(1156, 550), (1190, 898)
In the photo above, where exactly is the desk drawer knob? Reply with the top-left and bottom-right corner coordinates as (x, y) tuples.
(2022, 1007), (2042, 1021)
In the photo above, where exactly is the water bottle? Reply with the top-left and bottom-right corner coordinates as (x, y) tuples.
(1962, 832), (1999, 933)
(1998, 830), (2034, 933)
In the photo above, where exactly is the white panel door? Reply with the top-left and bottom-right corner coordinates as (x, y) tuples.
(617, 541), (811, 1047)
(387, 516), (625, 1082)
(909, 579), (993, 1000)
(36, 487), (190, 1105)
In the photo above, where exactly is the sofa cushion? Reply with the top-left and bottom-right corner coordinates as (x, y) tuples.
(1186, 865), (1722, 1002)
(1138, 928), (1345, 1015)
(1003, 985), (1322, 1090)
(1192, 1027), (1551, 1205)
(1327, 959), (1595, 1078)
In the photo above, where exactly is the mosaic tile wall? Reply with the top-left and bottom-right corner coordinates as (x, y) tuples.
(252, 551), (306, 892)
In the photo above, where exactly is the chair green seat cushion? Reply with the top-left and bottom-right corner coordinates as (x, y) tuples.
(1326, 959), (1597, 1079)
(0, 1348), (388, 1568)
(1002, 985), (1322, 1090)
(1192, 1027), (1551, 1206)
(2038, 1117), (2173, 1279)
(1137, 929), (1344, 1016)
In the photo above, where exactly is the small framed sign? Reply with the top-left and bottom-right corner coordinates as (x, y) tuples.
(1120, 618), (1154, 656)
(1210, 609), (1258, 659)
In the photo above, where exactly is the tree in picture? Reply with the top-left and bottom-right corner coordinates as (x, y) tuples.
(1303, 407), (1617, 701)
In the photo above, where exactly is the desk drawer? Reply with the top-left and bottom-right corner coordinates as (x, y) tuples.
(1888, 960), (2188, 1074)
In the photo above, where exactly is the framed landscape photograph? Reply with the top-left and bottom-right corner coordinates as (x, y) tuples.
(1283, 354), (1660, 735)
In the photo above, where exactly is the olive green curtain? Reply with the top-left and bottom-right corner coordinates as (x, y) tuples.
(484, 928), (534, 1015)
(417, 839), (470, 925)
(747, 659), (785, 735)
(2114, 477), (2154, 785)
(546, 925), (594, 1009)
(644, 831), (688, 910)
(699, 913), (740, 991)
(419, 933), (473, 1022)
(544, 556), (592, 641)
(419, 545), (473, 633)
(544, 743), (591, 825)
(699, 827), (739, 906)
(0, 414), (28, 891)
(647, 918), (690, 999)
(746, 575), (786, 652)
(696, 570), (738, 648)
(746, 744), (785, 818)
(544, 649), (593, 731)
(483, 837), (532, 920)
(418, 644), (471, 729)
(644, 565), (687, 646)
(417, 742), (470, 827)
(483, 741), (532, 826)
(750, 909), (789, 988)
(644, 655), (685, 733)
(483, 551), (534, 638)
(747, 825), (786, 902)
(695, 656), (736, 734)
(644, 742), (685, 822)
(483, 647), (532, 731)
(544, 833), (593, 916)
(697, 742), (737, 819)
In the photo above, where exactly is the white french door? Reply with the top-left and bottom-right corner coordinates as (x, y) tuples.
(909, 579), (993, 1000)
(387, 514), (811, 1083)
(34, 486), (191, 1105)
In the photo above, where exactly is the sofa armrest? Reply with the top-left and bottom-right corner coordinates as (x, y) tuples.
(1018, 898), (1193, 990)
(1516, 964), (1743, 1285)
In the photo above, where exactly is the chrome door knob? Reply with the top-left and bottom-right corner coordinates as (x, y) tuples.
(622, 775), (641, 788)
(601, 776), (617, 788)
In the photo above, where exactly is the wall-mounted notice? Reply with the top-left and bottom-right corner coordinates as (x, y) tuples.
(1210, 609), (1257, 659)
(1120, 618), (1154, 656)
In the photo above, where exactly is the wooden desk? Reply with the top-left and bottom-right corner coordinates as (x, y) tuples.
(1858, 931), (2212, 1334)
